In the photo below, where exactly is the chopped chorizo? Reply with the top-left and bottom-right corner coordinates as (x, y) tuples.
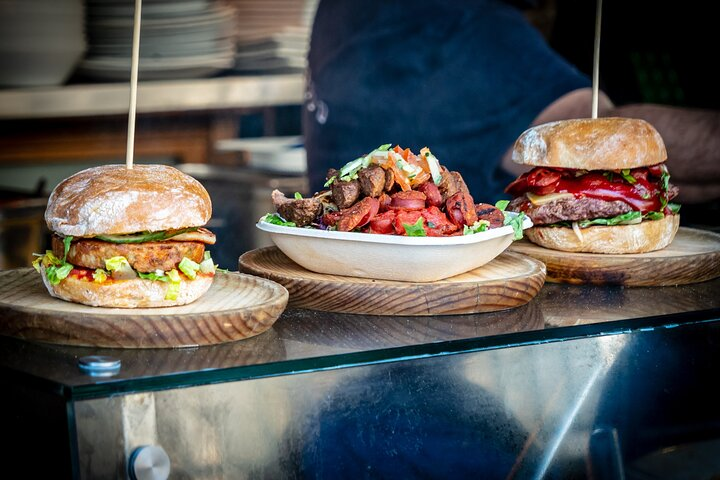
(416, 181), (443, 207)
(475, 203), (505, 228)
(446, 192), (478, 226)
(390, 190), (427, 210)
(337, 197), (380, 232)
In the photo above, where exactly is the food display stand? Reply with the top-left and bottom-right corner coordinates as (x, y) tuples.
(2, 276), (720, 478)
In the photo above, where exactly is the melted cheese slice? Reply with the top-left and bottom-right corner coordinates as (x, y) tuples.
(526, 191), (575, 206)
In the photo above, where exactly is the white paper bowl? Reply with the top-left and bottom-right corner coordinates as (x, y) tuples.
(255, 213), (533, 282)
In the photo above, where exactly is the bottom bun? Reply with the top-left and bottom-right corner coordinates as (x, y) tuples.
(40, 269), (214, 308)
(525, 214), (680, 254)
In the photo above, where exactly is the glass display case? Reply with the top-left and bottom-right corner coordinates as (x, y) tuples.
(2, 278), (720, 478)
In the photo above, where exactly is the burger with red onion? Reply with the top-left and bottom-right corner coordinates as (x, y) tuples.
(504, 117), (680, 253)
(33, 164), (218, 308)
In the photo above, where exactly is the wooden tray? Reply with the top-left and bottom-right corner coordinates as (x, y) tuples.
(239, 247), (546, 316)
(509, 227), (720, 286)
(0, 269), (288, 348)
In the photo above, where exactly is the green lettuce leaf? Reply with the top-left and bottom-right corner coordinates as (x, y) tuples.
(261, 213), (296, 227)
(504, 211), (526, 241)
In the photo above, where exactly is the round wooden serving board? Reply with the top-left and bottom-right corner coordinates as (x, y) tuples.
(0, 269), (288, 348)
(508, 227), (720, 286)
(239, 247), (546, 316)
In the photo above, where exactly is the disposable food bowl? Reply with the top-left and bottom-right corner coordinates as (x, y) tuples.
(255, 213), (533, 282)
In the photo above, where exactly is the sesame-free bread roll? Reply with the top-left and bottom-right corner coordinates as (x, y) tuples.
(512, 117), (667, 170)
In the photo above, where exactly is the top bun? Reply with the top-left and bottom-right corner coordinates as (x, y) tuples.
(46, 164), (212, 237)
(512, 117), (667, 170)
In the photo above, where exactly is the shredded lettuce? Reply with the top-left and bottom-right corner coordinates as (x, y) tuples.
(165, 282), (180, 300)
(178, 257), (201, 279)
(337, 144), (392, 182)
(402, 217), (426, 237)
(105, 256), (131, 272)
(200, 251), (216, 274)
(463, 220), (490, 235)
(164, 269), (182, 300)
(137, 271), (169, 282)
(422, 149), (443, 185)
(92, 269), (108, 283)
(294, 192), (303, 199)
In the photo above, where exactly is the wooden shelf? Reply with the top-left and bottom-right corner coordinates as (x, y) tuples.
(0, 74), (304, 119)
(0, 74), (305, 166)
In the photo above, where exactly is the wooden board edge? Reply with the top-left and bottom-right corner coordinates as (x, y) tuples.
(240, 255), (547, 316)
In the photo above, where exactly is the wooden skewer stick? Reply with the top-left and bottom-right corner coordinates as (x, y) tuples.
(591, 0), (603, 119)
(125, 0), (143, 170)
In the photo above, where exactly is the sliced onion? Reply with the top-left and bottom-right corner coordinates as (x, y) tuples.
(571, 221), (584, 244)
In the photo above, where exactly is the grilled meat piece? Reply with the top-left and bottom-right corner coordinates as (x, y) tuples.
(337, 197), (380, 232)
(438, 168), (470, 202)
(384, 168), (394, 192)
(416, 181), (443, 207)
(331, 178), (361, 208)
(508, 196), (633, 225)
(271, 189), (322, 227)
(475, 203), (505, 228)
(446, 191), (478, 226)
(53, 235), (205, 273)
(358, 165), (386, 198)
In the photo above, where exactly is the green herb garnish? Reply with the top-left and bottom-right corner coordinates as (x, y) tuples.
(261, 213), (296, 227)
(620, 169), (637, 184)
(402, 217), (427, 236)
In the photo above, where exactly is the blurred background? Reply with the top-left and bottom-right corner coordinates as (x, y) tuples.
(0, 0), (715, 270)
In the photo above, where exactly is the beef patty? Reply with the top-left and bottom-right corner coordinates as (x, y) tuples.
(508, 196), (633, 225)
(52, 235), (205, 273)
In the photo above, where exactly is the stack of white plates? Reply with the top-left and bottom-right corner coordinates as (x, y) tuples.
(78, 0), (236, 81)
(231, 0), (318, 74)
(0, 0), (87, 87)
(216, 136), (307, 174)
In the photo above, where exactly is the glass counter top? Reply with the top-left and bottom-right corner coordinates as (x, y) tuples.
(1, 278), (719, 400)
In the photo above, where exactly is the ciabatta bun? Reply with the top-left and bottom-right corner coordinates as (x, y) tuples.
(45, 164), (212, 237)
(525, 214), (679, 254)
(40, 267), (214, 308)
(512, 117), (667, 170)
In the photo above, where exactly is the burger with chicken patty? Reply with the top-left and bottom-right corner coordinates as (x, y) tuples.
(505, 117), (680, 253)
(33, 164), (217, 308)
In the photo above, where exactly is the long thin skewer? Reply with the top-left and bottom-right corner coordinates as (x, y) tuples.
(591, 0), (603, 119)
(126, 0), (143, 169)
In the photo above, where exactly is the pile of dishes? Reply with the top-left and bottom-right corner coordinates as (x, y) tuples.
(78, 0), (236, 81)
(231, 0), (318, 73)
(0, 0), (86, 87)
